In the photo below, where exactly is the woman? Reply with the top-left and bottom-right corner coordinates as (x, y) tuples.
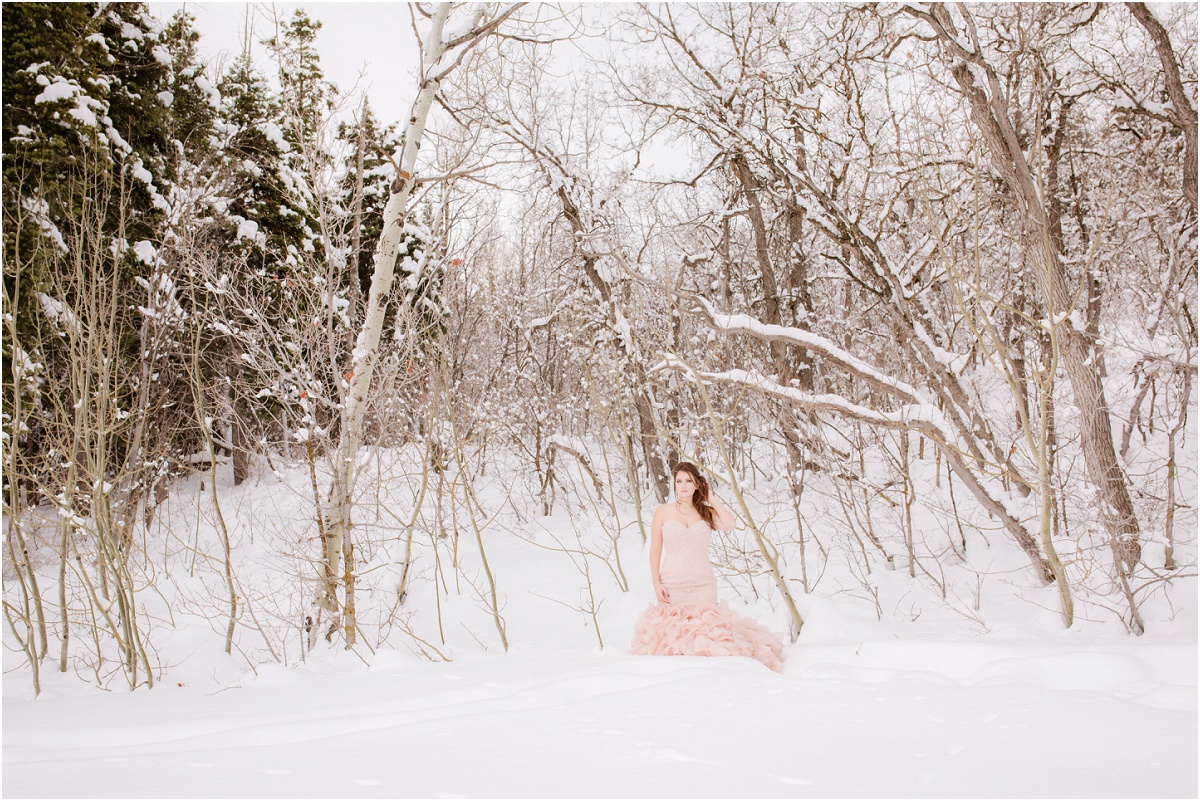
(630, 462), (784, 672)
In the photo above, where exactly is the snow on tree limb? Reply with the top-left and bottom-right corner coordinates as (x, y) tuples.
(659, 355), (1054, 583)
(692, 295), (926, 404)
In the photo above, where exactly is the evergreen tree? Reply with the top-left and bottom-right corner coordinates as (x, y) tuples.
(3, 2), (178, 476)
(262, 9), (332, 275)
(216, 52), (312, 274)
(203, 18), (339, 481)
(3, 2), (173, 231)
(265, 10), (333, 150)
(159, 11), (221, 167)
(337, 100), (400, 302)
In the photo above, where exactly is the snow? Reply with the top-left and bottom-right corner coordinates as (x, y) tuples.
(66, 101), (99, 128)
(1114, 93), (1176, 119)
(699, 297), (926, 402)
(129, 158), (154, 186)
(120, 22), (144, 42)
(235, 218), (261, 243)
(33, 77), (109, 129)
(613, 307), (635, 352)
(8, 345), (43, 389)
(20, 196), (67, 253)
(3, 629), (1194, 797)
(911, 319), (968, 373)
(193, 75), (221, 109)
(33, 77), (78, 104)
(105, 123), (131, 155)
(439, 8), (484, 49)
(3, 437), (1194, 798)
(132, 240), (157, 266)
(259, 121), (291, 152)
(698, 364), (957, 443)
(128, 159), (170, 213)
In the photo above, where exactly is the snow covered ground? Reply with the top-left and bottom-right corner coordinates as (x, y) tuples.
(4, 448), (1196, 798)
(5, 634), (1195, 798)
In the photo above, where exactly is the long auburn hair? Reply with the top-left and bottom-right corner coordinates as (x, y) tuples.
(674, 462), (716, 529)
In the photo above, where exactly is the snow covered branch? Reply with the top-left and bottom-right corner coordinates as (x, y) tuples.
(659, 355), (1054, 583)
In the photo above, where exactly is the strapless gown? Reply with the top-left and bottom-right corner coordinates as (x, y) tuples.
(630, 518), (784, 672)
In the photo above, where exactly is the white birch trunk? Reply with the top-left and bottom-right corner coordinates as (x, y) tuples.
(316, 3), (525, 637)
(317, 3), (453, 619)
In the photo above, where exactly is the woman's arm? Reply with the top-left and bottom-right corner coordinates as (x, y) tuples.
(707, 492), (738, 531)
(649, 506), (669, 603)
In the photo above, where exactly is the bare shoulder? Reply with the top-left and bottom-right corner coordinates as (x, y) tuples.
(652, 503), (670, 522)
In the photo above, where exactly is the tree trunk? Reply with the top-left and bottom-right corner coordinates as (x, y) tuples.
(319, 3), (454, 615)
(553, 183), (671, 503)
(730, 154), (815, 490)
(231, 394), (251, 487)
(920, 2), (1143, 568)
(317, 3), (523, 619)
(1126, 3), (1198, 212)
(1164, 370), (1191, 571)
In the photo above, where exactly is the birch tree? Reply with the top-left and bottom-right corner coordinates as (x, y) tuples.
(317, 2), (524, 645)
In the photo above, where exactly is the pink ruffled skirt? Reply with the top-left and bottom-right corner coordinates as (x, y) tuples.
(630, 597), (785, 673)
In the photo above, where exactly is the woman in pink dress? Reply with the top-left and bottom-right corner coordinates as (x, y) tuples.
(630, 462), (784, 672)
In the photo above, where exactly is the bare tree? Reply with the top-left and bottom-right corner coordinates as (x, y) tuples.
(905, 4), (1146, 576)
(1125, 3), (1198, 212)
(319, 3), (525, 643)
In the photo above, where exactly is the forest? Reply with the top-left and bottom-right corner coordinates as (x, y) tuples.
(2, 0), (1195, 705)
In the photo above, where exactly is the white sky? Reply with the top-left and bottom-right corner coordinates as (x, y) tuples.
(151, 4), (698, 179)
(152, 2), (424, 126)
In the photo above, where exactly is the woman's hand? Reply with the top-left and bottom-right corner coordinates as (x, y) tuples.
(655, 582), (670, 604)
